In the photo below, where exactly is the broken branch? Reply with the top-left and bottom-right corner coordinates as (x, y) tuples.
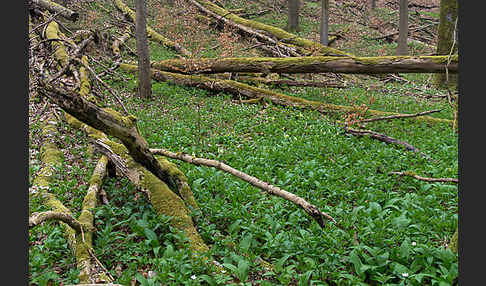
(389, 171), (458, 184)
(150, 148), (337, 228)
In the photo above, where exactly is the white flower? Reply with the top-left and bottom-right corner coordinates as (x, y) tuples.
(190, 274), (197, 280)
(402, 273), (409, 278)
(412, 242), (417, 246)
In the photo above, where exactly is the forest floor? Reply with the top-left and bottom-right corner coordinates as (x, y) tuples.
(29, 0), (457, 285)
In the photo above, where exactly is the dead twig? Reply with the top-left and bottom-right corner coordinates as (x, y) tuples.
(75, 58), (129, 115)
(389, 171), (458, 184)
(344, 127), (426, 157)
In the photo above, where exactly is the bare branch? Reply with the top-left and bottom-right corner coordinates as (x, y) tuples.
(150, 148), (338, 228)
(389, 171), (458, 184)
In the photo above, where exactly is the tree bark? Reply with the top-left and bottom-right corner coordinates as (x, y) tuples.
(31, 0), (79, 22)
(119, 63), (453, 126)
(370, 0), (376, 9)
(189, 0), (349, 56)
(320, 0), (329, 45)
(135, 0), (152, 98)
(397, 0), (408, 55)
(287, 0), (300, 32)
(435, 0), (458, 87)
(150, 55), (458, 75)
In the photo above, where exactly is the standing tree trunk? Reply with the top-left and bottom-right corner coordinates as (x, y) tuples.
(320, 0), (329, 45)
(396, 0), (408, 55)
(370, 0), (376, 9)
(135, 0), (152, 98)
(435, 0), (458, 88)
(287, 0), (300, 32)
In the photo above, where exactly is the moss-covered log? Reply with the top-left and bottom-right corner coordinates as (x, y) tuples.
(113, 0), (192, 57)
(120, 63), (452, 125)
(76, 156), (112, 283)
(151, 55), (458, 75)
(90, 137), (208, 253)
(32, 0), (79, 22)
(45, 20), (69, 69)
(189, 0), (348, 57)
(236, 76), (345, 88)
(31, 113), (77, 253)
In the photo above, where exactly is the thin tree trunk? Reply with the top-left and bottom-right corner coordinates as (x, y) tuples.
(320, 0), (329, 45)
(287, 0), (300, 32)
(135, 0), (152, 98)
(370, 0), (376, 9)
(150, 55), (459, 75)
(435, 0), (458, 87)
(397, 0), (408, 55)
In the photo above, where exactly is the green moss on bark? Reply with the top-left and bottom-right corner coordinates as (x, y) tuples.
(435, 0), (458, 88)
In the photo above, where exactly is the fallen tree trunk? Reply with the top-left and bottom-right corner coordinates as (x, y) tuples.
(150, 148), (336, 227)
(151, 55), (458, 75)
(38, 81), (180, 192)
(189, 0), (349, 56)
(120, 63), (453, 125)
(32, 0), (79, 22)
(113, 0), (192, 57)
(236, 76), (346, 88)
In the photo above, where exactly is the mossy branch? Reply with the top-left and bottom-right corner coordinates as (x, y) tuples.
(29, 211), (84, 232)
